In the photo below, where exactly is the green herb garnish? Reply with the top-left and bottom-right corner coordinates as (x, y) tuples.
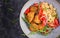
(28, 32), (37, 35)
(22, 17), (31, 27)
(21, 34), (26, 36)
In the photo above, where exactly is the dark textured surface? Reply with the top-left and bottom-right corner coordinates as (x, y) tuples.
(0, 0), (28, 38)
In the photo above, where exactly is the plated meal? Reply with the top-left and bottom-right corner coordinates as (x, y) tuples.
(22, 2), (59, 35)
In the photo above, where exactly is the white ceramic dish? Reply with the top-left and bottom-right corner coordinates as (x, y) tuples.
(20, 0), (60, 38)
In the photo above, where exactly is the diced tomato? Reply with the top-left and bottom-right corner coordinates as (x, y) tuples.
(47, 18), (59, 28)
(40, 15), (46, 21)
(38, 5), (43, 19)
(39, 7), (43, 13)
(48, 22), (57, 28)
(42, 20), (46, 26)
(40, 16), (46, 25)
(33, 3), (38, 7)
(24, 8), (30, 14)
(42, 14), (46, 17)
(48, 22), (54, 28)
(38, 4), (47, 26)
(54, 18), (59, 26)
(39, 9), (43, 15)
(38, 17), (46, 30)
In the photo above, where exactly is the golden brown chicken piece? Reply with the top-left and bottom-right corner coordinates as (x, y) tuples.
(26, 12), (35, 23)
(29, 22), (38, 32)
(29, 26), (36, 32)
(30, 6), (37, 12)
(33, 15), (41, 24)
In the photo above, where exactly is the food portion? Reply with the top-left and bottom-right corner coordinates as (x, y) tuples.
(22, 2), (59, 35)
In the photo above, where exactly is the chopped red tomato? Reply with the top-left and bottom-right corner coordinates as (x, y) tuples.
(42, 20), (46, 26)
(38, 5), (43, 19)
(48, 22), (55, 28)
(38, 4), (47, 26)
(39, 9), (43, 16)
(47, 18), (59, 28)
(40, 16), (46, 25)
(40, 14), (46, 21)
(24, 8), (30, 14)
(48, 22), (58, 28)
(54, 18), (59, 26)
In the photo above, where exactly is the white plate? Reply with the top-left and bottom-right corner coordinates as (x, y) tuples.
(20, 0), (60, 38)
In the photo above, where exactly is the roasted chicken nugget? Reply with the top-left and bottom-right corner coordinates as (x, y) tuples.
(29, 22), (38, 32)
(26, 12), (35, 22)
(30, 6), (37, 12)
(34, 15), (41, 24)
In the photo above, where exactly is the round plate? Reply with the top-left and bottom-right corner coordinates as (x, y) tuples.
(20, 0), (60, 38)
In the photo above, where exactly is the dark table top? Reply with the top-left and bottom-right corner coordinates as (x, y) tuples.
(0, 0), (28, 38)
